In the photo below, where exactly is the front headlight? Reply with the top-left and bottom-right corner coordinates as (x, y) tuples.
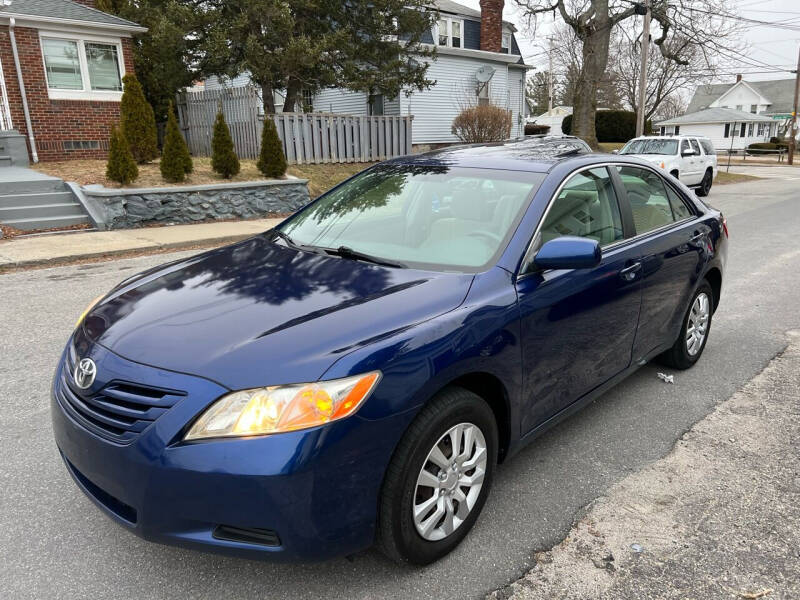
(184, 371), (381, 441)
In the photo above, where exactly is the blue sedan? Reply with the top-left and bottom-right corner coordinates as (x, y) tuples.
(52, 138), (727, 565)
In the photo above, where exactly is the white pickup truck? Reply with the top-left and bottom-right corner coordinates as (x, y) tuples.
(618, 135), (718, 196)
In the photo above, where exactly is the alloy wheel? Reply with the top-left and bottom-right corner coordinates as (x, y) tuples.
(412, 422), (487, 541)
(686, 292), (710, 356)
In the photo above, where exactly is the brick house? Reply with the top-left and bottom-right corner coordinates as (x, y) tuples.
(0, 0), (144, 162)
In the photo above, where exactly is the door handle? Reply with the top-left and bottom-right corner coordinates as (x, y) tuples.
(689, 231), (705, 244)
(619, 262), (642, 281)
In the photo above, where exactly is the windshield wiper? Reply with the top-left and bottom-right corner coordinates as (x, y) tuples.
(270, 229), (298, 246)
(322, 245), (405, 268)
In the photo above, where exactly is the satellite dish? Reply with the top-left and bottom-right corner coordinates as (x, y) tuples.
(475, 66), (496, 83)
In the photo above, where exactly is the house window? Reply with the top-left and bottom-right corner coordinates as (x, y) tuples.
(660, 126), (666, 135)
(740, 123), (746, 137)
(501, 32), (512, 54)
(477, 82), (490, 106)
(736, 105), (743, 111)
(747, 123), (754, 137)
(437, 18), (463, 48)
(42, 39), (83, 89)
(757, 122), (766, 136)
(751, 104), (758, 114)
(40, 33), (124, 100)
(301, 88), (314, 112)
(674, 125), (680, 134)
(724, 123), (730, 138)
(368, 93), (384, 115)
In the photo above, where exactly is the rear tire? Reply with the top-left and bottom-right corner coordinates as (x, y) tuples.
(377, 387), (498, 565)
(658, 281), (714, 370)
(696, 169), (713, 197)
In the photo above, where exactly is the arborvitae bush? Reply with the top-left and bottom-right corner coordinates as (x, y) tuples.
(106, 126), (138, 185)
(211, 110), (240, 178)
(161, 101), (192, 183)
(120, 74), (158, 163)
(257, 117), (287, 177)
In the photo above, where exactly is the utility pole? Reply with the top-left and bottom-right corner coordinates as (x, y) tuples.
(547, 37), (554, 113)
(635, 0), (651, 138)
(789, 45), (800, 165)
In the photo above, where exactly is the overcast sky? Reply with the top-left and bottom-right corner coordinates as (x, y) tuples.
(457, 0), (800, 84)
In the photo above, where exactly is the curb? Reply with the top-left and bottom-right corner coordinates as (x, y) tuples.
(0, 233), (252, 272)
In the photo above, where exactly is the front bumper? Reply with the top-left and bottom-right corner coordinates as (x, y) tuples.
(51, 331), (408, 561)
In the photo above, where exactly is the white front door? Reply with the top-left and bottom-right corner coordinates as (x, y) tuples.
(0, 55), (13, 130)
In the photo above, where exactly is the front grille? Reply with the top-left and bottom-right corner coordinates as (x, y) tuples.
(57, 345), (186, 444)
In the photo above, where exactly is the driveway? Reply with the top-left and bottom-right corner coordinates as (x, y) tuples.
(1, 178), (799, 599)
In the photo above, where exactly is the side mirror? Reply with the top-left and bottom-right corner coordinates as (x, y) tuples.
(681, 149), (696, 157)
(533, 236), (602, 271)
(611, 149), (619, 154)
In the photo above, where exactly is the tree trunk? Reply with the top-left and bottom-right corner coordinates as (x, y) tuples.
(261, 83), (276, 114)
(283, 78), (301, 113)
(572, 17), (613, 149)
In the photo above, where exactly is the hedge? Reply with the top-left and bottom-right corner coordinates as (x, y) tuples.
(562, 110), (652, 142)
(747, 142), (788, 151)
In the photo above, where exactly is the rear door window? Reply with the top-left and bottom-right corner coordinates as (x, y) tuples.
(665, 185), (694, 220)
(690, 139), (702, 154)
(615, 166), (678, 235)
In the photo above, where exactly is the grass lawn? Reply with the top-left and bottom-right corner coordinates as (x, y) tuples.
(32, 158), (375, 198)
(715, 171), (761, 185)
(598, 142), (625, 152)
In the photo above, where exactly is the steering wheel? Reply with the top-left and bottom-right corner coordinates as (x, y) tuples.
(467, 230), (503, 245)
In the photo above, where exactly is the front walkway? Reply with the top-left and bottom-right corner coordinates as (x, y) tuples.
(0, 217), (282, 271)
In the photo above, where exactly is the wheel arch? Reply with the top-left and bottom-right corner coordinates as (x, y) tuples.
(438, 372), (512, 463)
(704, 267), (722, 313)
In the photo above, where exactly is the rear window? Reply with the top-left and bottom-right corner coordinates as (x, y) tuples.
(699, 139), (716, 156)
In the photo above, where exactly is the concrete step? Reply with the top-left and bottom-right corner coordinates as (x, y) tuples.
(0, 214), (90, 231)
(0, 202), (86, 220)
(0, 191), (75, 208)
(0, 178), (66, 194)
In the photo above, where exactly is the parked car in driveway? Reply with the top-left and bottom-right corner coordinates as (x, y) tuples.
(619, 135), (718, 196)
(52, 138), (727, 565)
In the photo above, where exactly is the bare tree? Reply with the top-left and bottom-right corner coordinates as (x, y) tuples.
(514, 0), (740, 148)
(609, 25), (711, 122)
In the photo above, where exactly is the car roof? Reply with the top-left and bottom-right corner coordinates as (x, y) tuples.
(629, 135), (710, 141)
(385, 136), (597, 173)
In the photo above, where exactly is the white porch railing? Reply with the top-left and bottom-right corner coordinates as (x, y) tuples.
(0, 55), (13, 130)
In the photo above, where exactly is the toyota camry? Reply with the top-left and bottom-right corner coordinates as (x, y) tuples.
(52, 138), (727, 565)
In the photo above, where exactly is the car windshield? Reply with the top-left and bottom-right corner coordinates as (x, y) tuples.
(277, 165), (544, 271)
(621, 139), (678, 155)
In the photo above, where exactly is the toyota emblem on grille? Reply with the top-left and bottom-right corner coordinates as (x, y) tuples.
(73, 358), (97, 390)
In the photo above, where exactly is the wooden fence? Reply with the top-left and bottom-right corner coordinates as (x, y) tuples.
(175, 87), (413, 164)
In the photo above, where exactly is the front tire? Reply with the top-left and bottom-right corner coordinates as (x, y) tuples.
(696, 169), (713, 197)
(377, 387), (498, 565)
(658, 281), (714, 369)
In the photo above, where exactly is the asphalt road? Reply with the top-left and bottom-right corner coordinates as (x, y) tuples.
(1, 176), (798, 600)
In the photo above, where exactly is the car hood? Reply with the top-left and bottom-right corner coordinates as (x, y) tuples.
(82, 235), (474, 390)
(623, 153), (670, 165)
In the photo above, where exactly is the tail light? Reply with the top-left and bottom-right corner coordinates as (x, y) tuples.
(722, 216), (728, 238)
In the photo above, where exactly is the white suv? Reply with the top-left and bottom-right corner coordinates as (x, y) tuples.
(618, 136), (718, 196)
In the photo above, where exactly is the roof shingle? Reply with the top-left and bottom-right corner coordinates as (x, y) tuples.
(656, 107), (775, 126)
(0, 0), (143, 30)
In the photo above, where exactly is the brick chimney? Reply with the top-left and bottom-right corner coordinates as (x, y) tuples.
(736, 74), (742, 83)
(479, 0), (504, 53)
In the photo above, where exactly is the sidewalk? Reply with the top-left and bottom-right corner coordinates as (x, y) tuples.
(0, 218), (282, 271)
(491, 332), (800, 600)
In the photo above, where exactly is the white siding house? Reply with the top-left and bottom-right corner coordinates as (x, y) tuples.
(196, 0), (530, 148)
(654, 107), (776, 151)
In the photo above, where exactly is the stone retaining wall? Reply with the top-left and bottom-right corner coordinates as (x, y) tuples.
(79, 179), (309, 230)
